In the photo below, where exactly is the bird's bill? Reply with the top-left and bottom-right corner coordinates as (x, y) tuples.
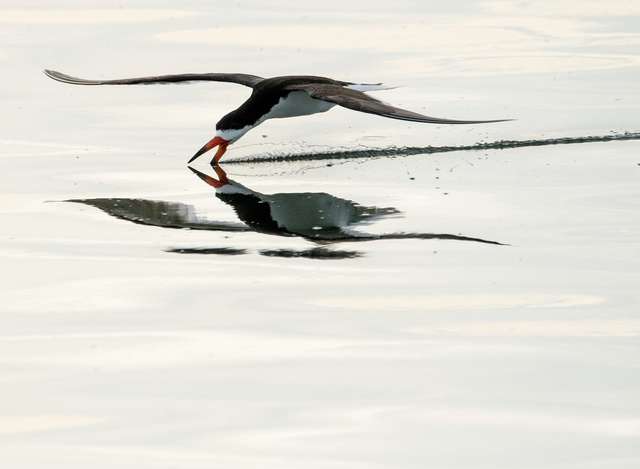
(188, 136), (229, 164)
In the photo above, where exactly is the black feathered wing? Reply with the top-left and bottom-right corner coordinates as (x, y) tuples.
(287, 83), (512, 124)
(44, 69), (264, 88)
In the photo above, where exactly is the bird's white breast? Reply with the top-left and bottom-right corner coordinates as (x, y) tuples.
(216, 91), (335, 143)
(262, 91), (335, 120)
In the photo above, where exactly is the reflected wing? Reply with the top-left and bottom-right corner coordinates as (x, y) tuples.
(287, 83), (512, 124)
(44, 69), (264, 88)
(65, 198), (251, 232)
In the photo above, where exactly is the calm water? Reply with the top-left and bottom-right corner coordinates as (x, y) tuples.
(1, 1), (640, 468)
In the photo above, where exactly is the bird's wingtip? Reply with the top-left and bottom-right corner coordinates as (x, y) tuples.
(43, 69), (63, 81)
(487, 118), (516, 123)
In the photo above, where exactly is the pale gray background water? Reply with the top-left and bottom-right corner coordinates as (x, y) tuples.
(1, 1), (639, 468)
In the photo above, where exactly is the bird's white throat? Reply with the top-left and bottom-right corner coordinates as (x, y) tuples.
(216, 126), (253, 143)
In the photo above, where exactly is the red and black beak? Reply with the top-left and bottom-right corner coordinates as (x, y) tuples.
(188, 136), (229, 164)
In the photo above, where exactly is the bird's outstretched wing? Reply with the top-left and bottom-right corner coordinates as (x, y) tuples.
(44, 69), (264, 88)
(287, 83), (512, 124)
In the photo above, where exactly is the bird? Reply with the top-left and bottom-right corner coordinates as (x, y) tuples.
(44, 69), (511, 165)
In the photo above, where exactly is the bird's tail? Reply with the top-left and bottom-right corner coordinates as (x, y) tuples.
(346, 83), (398, 92)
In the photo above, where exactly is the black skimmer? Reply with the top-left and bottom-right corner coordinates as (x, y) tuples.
(44, 70), (512, 164)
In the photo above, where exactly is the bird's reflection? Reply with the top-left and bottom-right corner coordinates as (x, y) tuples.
(188, 165), (402, 241)
(66, 165), (504, 258)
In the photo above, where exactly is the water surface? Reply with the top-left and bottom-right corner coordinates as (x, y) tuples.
(1, 1), (640, 468)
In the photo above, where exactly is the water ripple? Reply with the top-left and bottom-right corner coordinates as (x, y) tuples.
(225, 132), (640, 165)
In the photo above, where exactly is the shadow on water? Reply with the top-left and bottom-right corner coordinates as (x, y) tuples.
(169, 247), (248, 255)
(66, 165), (505, 259)
(170, 246), (362, 259)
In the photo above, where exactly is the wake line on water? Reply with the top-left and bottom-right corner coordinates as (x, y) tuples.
(225, 131), (640, 165)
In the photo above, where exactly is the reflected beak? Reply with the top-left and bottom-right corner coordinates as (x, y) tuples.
(187, 136), (229, 164)
(187, 166), (228, 189)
